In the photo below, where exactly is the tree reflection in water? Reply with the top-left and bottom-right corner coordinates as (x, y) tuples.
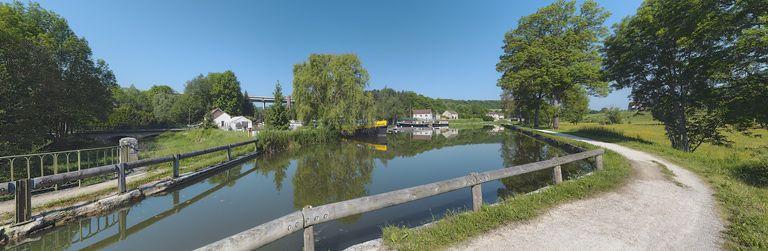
(497, 133), (594, 199)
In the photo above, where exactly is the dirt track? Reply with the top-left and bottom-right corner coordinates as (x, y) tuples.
(448, 130), (724, 250)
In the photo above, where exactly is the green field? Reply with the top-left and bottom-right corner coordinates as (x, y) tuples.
(555, 119), (768, 249)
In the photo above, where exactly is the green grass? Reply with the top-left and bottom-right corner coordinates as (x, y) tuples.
(653, 160), (688, 188)
(556, 122), (768, 249)
(381, 130), (632, 250)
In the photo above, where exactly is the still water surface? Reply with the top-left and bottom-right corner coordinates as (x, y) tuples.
(8, 127), (593, 251)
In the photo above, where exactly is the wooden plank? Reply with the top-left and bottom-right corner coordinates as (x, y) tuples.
(302, 175), (477, 226)
(195, 211), (304, 251)
(31, 164), (117, 190)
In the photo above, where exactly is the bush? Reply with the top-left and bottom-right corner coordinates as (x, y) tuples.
(256, 128), (337, 154)
(482, 115), (495, 122)
(605, 108), (624, 124)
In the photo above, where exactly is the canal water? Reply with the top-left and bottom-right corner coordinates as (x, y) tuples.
(7, 127), (593, 251)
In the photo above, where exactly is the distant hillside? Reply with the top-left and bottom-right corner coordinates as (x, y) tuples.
(369, 88), (501, 121)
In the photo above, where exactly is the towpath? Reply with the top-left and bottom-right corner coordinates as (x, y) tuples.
(449, 130), (724, 250)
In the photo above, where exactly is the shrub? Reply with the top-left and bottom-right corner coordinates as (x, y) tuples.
(256, 128), (337, 154)
(605, 108), (624, 124)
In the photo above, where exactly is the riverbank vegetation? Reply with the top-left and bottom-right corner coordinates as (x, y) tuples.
(556, 123), (768, 248)
(381, 129), (632, 250)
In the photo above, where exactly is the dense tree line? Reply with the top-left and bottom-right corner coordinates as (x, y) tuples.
(0, 2), (116, 155)
(105, 71), (255, 129)
(369, 88), (501, 122)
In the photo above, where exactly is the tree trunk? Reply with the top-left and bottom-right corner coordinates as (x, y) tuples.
(676, 102), (690, 152)
(533, 102), (541, 129)
(552, 99), (560, 129)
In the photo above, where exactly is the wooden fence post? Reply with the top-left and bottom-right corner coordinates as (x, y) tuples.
(302, 206), (314, 251)
(117, 163), (127, 193)
(226, 145), (232, 161)
(15, 179), (31, 223)
(173, 154), (180, 178)
(553, 165), (563, 184)
(471, 184), (482, 212)
(595, 155), (603, 170)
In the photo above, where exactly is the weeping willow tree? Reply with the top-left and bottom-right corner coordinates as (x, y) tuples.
(292, 54), (374, 134)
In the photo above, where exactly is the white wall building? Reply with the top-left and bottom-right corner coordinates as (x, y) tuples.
(486, 111), (505, 121)
(441, 110), (459, 120)
(211, 108), (253, 133)
(412, 109), (434, 121)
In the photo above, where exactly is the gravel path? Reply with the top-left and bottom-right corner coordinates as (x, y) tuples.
(448, 130), (725, 250)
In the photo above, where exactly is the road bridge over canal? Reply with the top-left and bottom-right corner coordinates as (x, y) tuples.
(248, 95), (294, 109)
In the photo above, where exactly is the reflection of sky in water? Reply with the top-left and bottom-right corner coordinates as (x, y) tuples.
(11, 129), (592, 251)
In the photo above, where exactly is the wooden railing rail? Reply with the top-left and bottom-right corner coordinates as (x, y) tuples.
(197, 148), (605, 251)
(1, 139), (258, 223)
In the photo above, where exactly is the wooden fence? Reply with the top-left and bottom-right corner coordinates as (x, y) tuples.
(0, 139), (258, 223)
(196, 148), (605, 251)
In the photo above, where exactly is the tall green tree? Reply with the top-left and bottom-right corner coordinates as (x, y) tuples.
(241, 91), (255, 117)
(0, 2), (115, 155)
(292, 54), (374, 133)
(497, 0), (609, 129)
(603, 0), (767, 151)
(265, 82), (289, 130)
(180, 74), (213, 123)
(209, 70), (243, 115)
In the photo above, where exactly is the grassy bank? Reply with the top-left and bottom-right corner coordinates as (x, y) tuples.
(381, 130), (632, 250)
(555, 123), (768, 249)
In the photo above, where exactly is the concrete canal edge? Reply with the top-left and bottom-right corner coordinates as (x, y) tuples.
(0, 151), (261, 245)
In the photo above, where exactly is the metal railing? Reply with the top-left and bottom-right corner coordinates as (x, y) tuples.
(0, 146), (119, 189)
(0, 139), (258, 223)
(197, 148), (605, 251)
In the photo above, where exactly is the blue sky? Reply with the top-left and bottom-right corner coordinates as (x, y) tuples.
(21, 0), (642, 109)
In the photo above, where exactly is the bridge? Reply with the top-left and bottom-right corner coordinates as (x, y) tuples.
(248, 95), (294, 109)
(75, 128), (188, 142)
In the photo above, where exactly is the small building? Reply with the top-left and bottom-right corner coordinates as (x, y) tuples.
(486, 111), (505, 121)
(412, 109), (434, 121)
(231, 116), (253, 131)
(211, 108), (232, 129)
(441, 110), (459, 120)
(211, 108), (253, 133)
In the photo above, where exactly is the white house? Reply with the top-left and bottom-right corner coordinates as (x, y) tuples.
(486, 111), (505, 121)
(211, 108), (232, 129)
(211, 108), (253, 133)
(441, 110), (459, 120)
(412, 109), (434, 121)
